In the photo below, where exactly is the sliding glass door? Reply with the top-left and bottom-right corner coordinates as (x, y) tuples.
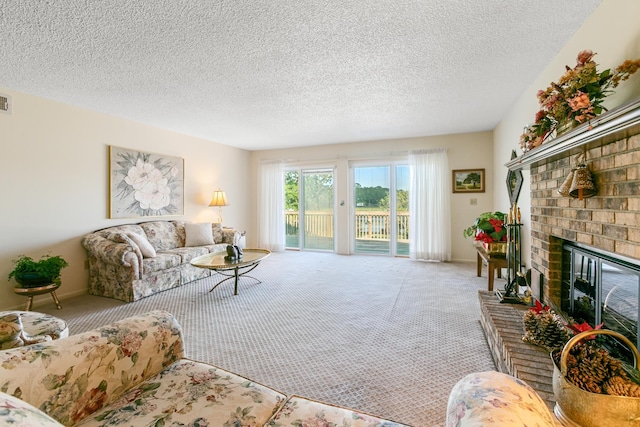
(285, 168), (335, 251)
(353, 164), (409, 256)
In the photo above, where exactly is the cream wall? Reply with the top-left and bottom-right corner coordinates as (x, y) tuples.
(0, 88), (252, 310)
(250, 131), (495, 261)
(493, 0), (640, 270)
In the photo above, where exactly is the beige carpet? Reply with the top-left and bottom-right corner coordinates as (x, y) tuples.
(37, 251), (496, 427)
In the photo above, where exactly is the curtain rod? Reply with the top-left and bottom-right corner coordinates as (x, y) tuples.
(258, 151), (410, 165)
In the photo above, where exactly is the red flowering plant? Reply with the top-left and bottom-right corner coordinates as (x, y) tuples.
(463, 211), (507, 243)
(520, 50), (640, 153)
(530, 299), (550, 314)
(568, 321), (604, 340)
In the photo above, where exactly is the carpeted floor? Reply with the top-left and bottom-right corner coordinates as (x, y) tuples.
(37, 251), (496, 427)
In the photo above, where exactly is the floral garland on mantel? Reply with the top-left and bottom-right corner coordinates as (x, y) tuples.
(519, 50), (640, 153)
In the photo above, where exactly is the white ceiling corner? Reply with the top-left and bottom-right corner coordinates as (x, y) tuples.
(0, 1), (602, 150)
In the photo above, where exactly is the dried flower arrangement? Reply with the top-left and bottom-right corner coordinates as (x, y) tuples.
(520, 50), (640, 153)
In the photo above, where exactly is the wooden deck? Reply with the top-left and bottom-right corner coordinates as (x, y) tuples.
(478, 290), (556, 411)
(286, 236), (409, 256)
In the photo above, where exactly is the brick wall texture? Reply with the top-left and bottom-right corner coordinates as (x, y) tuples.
(530, 132), (640, 308)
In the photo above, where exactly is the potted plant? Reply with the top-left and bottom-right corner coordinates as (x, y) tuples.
(463, 211), (508, 255)
(8, 254), (68, 288)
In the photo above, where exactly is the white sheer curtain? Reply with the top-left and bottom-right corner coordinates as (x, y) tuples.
(257, 161), (285, 252)
(409, 148), (451, 261)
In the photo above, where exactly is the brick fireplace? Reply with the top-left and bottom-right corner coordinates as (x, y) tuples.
(527, 120), (640, 312)
(478, 99), (640, 404)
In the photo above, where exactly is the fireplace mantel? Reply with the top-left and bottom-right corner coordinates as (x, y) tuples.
(506, 98), (640, 171)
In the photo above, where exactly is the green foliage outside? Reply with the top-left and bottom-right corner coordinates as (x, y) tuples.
(378, 190), (409, 211)
(285, 171), (333, 211)
(285, 171), (299, 211)
(286, 171), (408, 211)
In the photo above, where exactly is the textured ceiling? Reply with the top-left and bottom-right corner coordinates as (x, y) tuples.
(1, 1), (601, 150)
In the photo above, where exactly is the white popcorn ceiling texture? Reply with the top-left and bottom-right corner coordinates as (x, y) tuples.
(1, 1), (601, 150)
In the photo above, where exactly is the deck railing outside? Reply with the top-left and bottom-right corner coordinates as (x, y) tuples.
(285, 211), (409, 241)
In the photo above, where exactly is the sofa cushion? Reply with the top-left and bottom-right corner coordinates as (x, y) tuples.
(0, 391), (64, 426)
(162, 246), (209, 264)
(76, 359), (286, 427)
(140, 221), (181, 251)
(126, 232), (157, 258)
(142, 253), (181, 273)
(184, 222), (215, 246)
(267, 395), (409, 427)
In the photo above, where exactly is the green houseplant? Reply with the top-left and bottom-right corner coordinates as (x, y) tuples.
(8, 254), (68, 288)
(463, 211), (507, 243)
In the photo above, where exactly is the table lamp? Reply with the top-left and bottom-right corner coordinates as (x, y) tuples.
(209, 189), (228, 223)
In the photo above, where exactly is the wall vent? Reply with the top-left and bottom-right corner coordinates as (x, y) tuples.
(0, 94), (11, 115)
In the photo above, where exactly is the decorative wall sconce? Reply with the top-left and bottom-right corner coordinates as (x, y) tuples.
(558, 153), (596, 200)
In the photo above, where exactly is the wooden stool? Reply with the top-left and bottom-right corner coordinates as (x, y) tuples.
(13, 283), (62, 311)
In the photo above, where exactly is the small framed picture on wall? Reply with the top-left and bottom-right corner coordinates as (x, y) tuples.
(452, 169), (485, 193)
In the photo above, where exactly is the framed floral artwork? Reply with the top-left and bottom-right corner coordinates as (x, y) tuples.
(452, 169), (485, 193)
(109, 146), (184, 218)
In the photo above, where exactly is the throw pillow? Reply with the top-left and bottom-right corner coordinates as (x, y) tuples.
(185, 222), (215, 247)
(127, 232), (157, 258)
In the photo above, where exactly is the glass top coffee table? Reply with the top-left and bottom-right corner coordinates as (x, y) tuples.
(190, 248), (271, 295)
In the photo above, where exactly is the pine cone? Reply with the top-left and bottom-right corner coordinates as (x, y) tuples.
(579, 342), (627, 381)
(604, 376), (640, 397)
(523, 310), (540, 333)
(560, 341), (631, 394)
(566, 366), (602, 393)
(522, 310), (570, 351)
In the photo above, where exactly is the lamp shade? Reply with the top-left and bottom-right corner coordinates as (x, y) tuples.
(209, 189), (229, 207)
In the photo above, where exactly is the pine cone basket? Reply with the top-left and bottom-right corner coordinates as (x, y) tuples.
(552, 329), (640, 427)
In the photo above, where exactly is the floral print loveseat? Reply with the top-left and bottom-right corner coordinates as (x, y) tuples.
(0, 310), (408, 427)
(82, 221), (237, 302)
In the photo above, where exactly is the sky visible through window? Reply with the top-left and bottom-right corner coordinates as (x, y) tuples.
(354, 165), (409, 190)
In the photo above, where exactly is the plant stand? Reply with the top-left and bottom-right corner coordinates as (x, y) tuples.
(13, 283), (62, 311)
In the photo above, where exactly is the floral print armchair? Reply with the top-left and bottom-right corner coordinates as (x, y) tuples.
(446, 371), (557, 426)
(0, 310), (409, 427)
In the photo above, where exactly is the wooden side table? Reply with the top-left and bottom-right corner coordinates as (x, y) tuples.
(13, 283), (62, 311)
(476, 246), (507, 292)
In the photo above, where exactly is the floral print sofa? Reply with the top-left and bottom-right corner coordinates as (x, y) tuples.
(82, 221), (236, 302)
(0, 310), (408, 427)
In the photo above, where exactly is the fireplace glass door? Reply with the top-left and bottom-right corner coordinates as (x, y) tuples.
(564, 243), (640, 354)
